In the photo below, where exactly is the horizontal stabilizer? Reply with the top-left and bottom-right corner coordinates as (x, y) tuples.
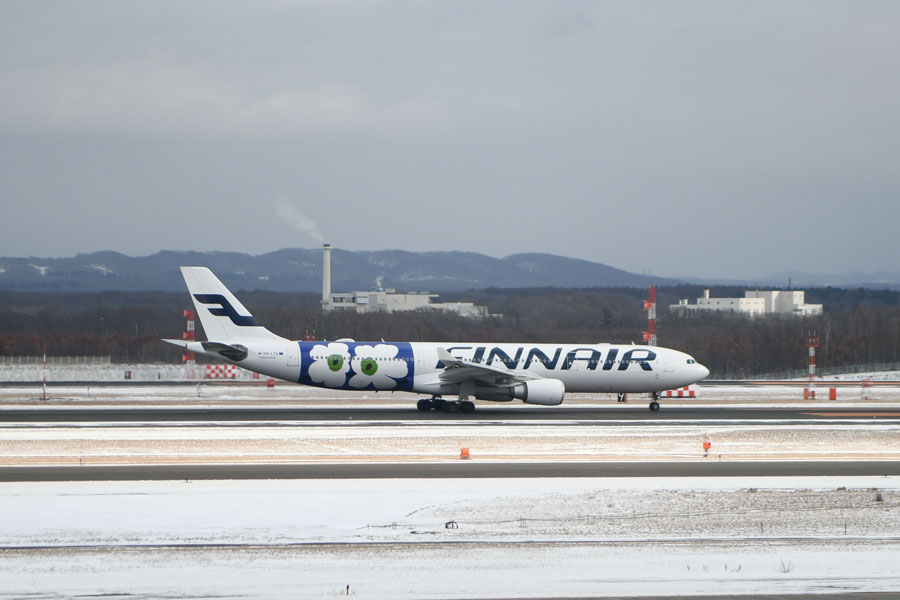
(201, 341), (248, 361)
(162, 339), (248, 362)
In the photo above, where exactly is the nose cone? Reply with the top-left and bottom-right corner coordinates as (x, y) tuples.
(698, 363), (710, 380)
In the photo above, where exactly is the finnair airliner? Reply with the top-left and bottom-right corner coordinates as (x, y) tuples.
(165, 267), (709, 413)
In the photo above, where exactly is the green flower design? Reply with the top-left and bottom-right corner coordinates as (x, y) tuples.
(360, 357), (378, 376)
(349, 344), (408, 389)
(328, 354), (344, 372)
(308, 342), (350, 387)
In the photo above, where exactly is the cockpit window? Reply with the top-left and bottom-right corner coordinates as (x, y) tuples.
(687, 358), (696, 364)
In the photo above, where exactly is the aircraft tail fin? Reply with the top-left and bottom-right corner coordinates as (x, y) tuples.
(181, 266), (286, 342)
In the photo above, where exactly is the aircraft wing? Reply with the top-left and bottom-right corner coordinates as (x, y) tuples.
(436, 347), (541, 386)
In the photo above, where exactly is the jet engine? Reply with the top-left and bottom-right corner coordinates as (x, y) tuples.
(477, 378), (565, 405)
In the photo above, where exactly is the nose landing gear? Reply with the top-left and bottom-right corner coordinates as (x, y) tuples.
(649, 391), (660, 412)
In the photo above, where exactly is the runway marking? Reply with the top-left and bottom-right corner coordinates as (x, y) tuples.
(803, 412), (900, 417)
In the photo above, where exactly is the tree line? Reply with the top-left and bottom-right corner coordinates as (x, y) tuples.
(0, 286), (898, 378)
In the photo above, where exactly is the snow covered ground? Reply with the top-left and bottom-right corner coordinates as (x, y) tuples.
(1, 477), (900, 598)
(2, 366), (900, 597)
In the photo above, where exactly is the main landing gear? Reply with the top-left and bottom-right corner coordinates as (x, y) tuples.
(417, 397), (476, 414)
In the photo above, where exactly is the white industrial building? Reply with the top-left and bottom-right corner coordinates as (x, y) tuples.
(671, 289), (822, 317)
(329, 290), (490, 317)
(320, 244), (493, 318)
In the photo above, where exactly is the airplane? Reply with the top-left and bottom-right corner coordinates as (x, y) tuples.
(164, 267), (710, 413)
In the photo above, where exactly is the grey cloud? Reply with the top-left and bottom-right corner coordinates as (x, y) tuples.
(1, 1), (899, 280)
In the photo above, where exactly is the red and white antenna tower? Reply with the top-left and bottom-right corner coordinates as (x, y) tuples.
(806, 331), (819, 399)
(183, 310), (196, 377)
(42, 342), (47, 401)
(642, 285), (657, 346)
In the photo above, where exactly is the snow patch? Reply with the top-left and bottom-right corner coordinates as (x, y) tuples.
(89, 264), (114, 276)
(1, 478), (900, 598)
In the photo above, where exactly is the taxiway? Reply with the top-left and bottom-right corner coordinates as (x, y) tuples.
(3, 460), (900, 482)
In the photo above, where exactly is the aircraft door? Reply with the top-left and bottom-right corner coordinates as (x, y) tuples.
(415, 345), (428, 372)
(286, 343), (299, 367)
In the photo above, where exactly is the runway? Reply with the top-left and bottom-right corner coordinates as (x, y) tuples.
(3, 460), (900, 482)
(4, 404), (900, 424)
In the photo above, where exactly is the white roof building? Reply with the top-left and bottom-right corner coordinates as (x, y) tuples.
(671, 289), (822, 317)
(329, 289), (493, 318)
(319, 245), (495, 318)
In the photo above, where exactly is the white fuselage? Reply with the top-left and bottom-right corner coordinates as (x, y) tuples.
(185, 339), (709, 402)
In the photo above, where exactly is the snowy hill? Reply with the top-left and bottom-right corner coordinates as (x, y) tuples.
(0, 249), (679, 292)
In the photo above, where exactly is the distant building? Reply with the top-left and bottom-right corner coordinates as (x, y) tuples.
(671, 289), (822, 317)
(743, 290), (823, 316)
(319, 244), (495, 318)
(329, 289), (494, 318)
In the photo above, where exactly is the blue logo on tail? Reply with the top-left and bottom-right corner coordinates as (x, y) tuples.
(193, 294), (260, 327)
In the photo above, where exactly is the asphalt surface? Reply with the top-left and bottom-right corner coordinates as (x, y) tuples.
(2, 405), (900, 424)
(2, 461), (899, 482)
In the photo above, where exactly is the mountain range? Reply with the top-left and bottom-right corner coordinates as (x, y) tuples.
(1, 250), (897, 293)
(0, 249), (681, 293)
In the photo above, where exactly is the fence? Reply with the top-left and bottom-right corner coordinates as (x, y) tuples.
(752, 362), (900, 381)
(0, 356), (112, 366)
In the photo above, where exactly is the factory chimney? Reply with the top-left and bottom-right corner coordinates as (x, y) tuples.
(321, 244), (332, 312)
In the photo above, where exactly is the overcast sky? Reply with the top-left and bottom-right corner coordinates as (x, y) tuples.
(1, 1), (898, 280)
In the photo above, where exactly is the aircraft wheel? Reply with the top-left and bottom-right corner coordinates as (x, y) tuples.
(417, 399), (433, 412)
(460, 401), (476, 414)
(444, 401), (460, 413)
(649, 401), (660, 412)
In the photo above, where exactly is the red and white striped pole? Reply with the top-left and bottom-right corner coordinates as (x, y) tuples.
(183, 310), (196, 379)
(806, 332), (819, 399)
(42, 342), (47, 401)
(642, 285), (657, 346)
